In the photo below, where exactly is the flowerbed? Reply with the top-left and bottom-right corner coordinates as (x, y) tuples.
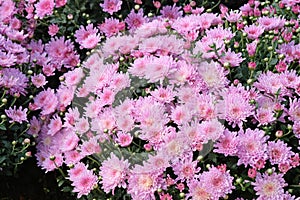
(1, 0), (300, 199)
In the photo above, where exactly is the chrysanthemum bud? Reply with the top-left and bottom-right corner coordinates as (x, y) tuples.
(275, 130), (283, 138)
(134, 4), (140, 10)
(49, 155), (56, 161)
(1, 98), (7, 104)
(27, 70), (33, 75)
(1, 114), (6, 119)
(12, 141), (17, 145)
(266, 168), (273, 174)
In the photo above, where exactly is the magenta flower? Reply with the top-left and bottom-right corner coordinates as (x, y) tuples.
(100, 0), (122, 15)
(252, 171), (287, 200)
(99, 153), (130, 194)
(5, 106), (28, 124)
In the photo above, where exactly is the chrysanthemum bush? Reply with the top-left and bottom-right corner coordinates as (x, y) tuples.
(2, 0), (300, 199)
(0, 0), (116, 176)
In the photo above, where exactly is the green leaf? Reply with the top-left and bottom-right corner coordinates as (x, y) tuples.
(0, 124), (6, 130)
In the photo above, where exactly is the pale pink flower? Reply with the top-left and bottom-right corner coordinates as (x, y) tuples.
(99, 153), (130, 194)
(236, 128), (269, 167)
(219, 49), (245, 67)
(64, 150), (83, 165)
(225, 10), (242, 23)
(69, 162), (98, 198)
(63, 68), (84, 87)
(170, 105), (193, 125)
(214, 129), (238, 156)
(74, 117), (90, 135)
(172, 155), (200, 182)
(198, 166), (235, 199)
(267, 140), (294, 166)
(252, 171), (287, 200)
(100, 0), (122, 15)
(98, 17), (125, 37)
(47, 115), (62, 136)
(115, 132), (133, 147)
(244, 24), (265, 40)
(198, 119), (224, 143)
(150, 86), (175, 103)
(31, 73), (47, 88)
(27, 116), (42, 136)
(74, 24), (101, 49)
(197, 61), (229, 91)
(35, 0), (55, 19)
(59, 128), (79, 152)
(79, 136), (101, 157)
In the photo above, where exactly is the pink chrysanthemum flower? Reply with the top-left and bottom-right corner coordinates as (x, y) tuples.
(236, 128), (269, 167)
(127, 164), (160, 200)
(100, 0), (122, 15)
(125, 9), (147, 31)
(197, 61), (229, 91)
(99, 153), (130, 194)
(98, 17), (125, 37)
(150, 86), (175, 103)
(254, 71), (288, 96)
(198, 119), (224, 143)
(216, 86), (254, 128)
(115, 131), (133, 147)
(288, 98), (300, 122)
(0, 68), (28, 95)
(31, 73), (47, 88)
(48, 24), (59, 36)
(252, 171), (287, 200)
(47, 115), (62, 136)
(68, 162), (98, 198)
(5, 106), (28, 124)
(64, 150), (83, 165)
(79, 136), (101, 157)
(45, 36), (79, 68)
(75, 24), (101, 49)
(205, 27), (235, 41)
(27, 116), (42, 136)
(170, 105), (193, 126)
(199, 166), (235, 199)
(219, 49), (245, 67)
(33, 88), (58, 116)
(172, 155), (200, 182)
(214, 129), (238, 157)
(187, 179), (212, 199)
(244, 24), (265, 40)
(0, 0), (15, 21)
(58, 128), (79, 152)
(257, 16), (285, 31)
(225, 10), (242, 23)
(160, 4), (183, 20)
(255, 108), (276, 126)
(35, 0), (55, 19)
(267, 140), (294, 166)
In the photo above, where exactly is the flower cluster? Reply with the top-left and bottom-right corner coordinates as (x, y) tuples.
(1, 0), (300, 199)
